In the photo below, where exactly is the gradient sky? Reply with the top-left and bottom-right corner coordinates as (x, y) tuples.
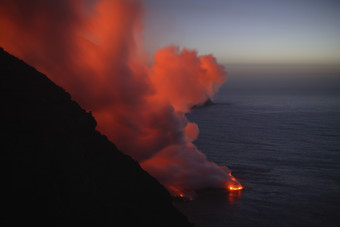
(143, 0), (340, 65)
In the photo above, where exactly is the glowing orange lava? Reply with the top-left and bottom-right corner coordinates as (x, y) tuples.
(228, 186), (243, 191)
(226, 172), (243, 191)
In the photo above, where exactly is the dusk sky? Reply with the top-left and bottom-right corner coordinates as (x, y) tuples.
(144, 0), (340, 65)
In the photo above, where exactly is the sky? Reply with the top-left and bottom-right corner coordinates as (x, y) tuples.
(143, 0), (340, 66)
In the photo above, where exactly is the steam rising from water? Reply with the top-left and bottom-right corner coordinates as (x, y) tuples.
(0, 0), (242, 196)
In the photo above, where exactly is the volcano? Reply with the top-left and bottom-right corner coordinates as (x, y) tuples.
(2, 48), (192, 227)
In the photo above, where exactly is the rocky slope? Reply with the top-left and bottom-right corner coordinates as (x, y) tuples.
(1, 48), (192, 227)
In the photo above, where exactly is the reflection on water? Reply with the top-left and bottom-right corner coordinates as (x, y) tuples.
(174, 189), (244, 227)
(226, 190), (242, 205)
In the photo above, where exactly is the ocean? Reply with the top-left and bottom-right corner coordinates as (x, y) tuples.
(174, 75), (340, 227)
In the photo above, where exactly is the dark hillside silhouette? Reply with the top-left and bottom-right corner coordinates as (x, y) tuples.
(1, 48), (192, 227)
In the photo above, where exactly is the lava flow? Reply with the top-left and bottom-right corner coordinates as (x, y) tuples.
(226, 172), (243, 191)
(228, 186), (244, 191)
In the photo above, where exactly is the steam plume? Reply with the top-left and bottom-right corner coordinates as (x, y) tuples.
(0, 0), (242, 196)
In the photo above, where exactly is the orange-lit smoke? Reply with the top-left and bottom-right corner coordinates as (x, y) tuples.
(0, 0), (242, 196)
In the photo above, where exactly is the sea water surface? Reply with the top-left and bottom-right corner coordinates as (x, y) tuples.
(174, 76), (340, 227)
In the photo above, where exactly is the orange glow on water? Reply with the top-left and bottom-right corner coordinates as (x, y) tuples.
(226, 190), (242, 205)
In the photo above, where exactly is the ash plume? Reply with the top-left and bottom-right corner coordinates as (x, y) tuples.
(0, 0), (242, 196)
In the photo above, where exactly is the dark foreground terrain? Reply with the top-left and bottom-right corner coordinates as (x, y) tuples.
(2, 48), (191, 227)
